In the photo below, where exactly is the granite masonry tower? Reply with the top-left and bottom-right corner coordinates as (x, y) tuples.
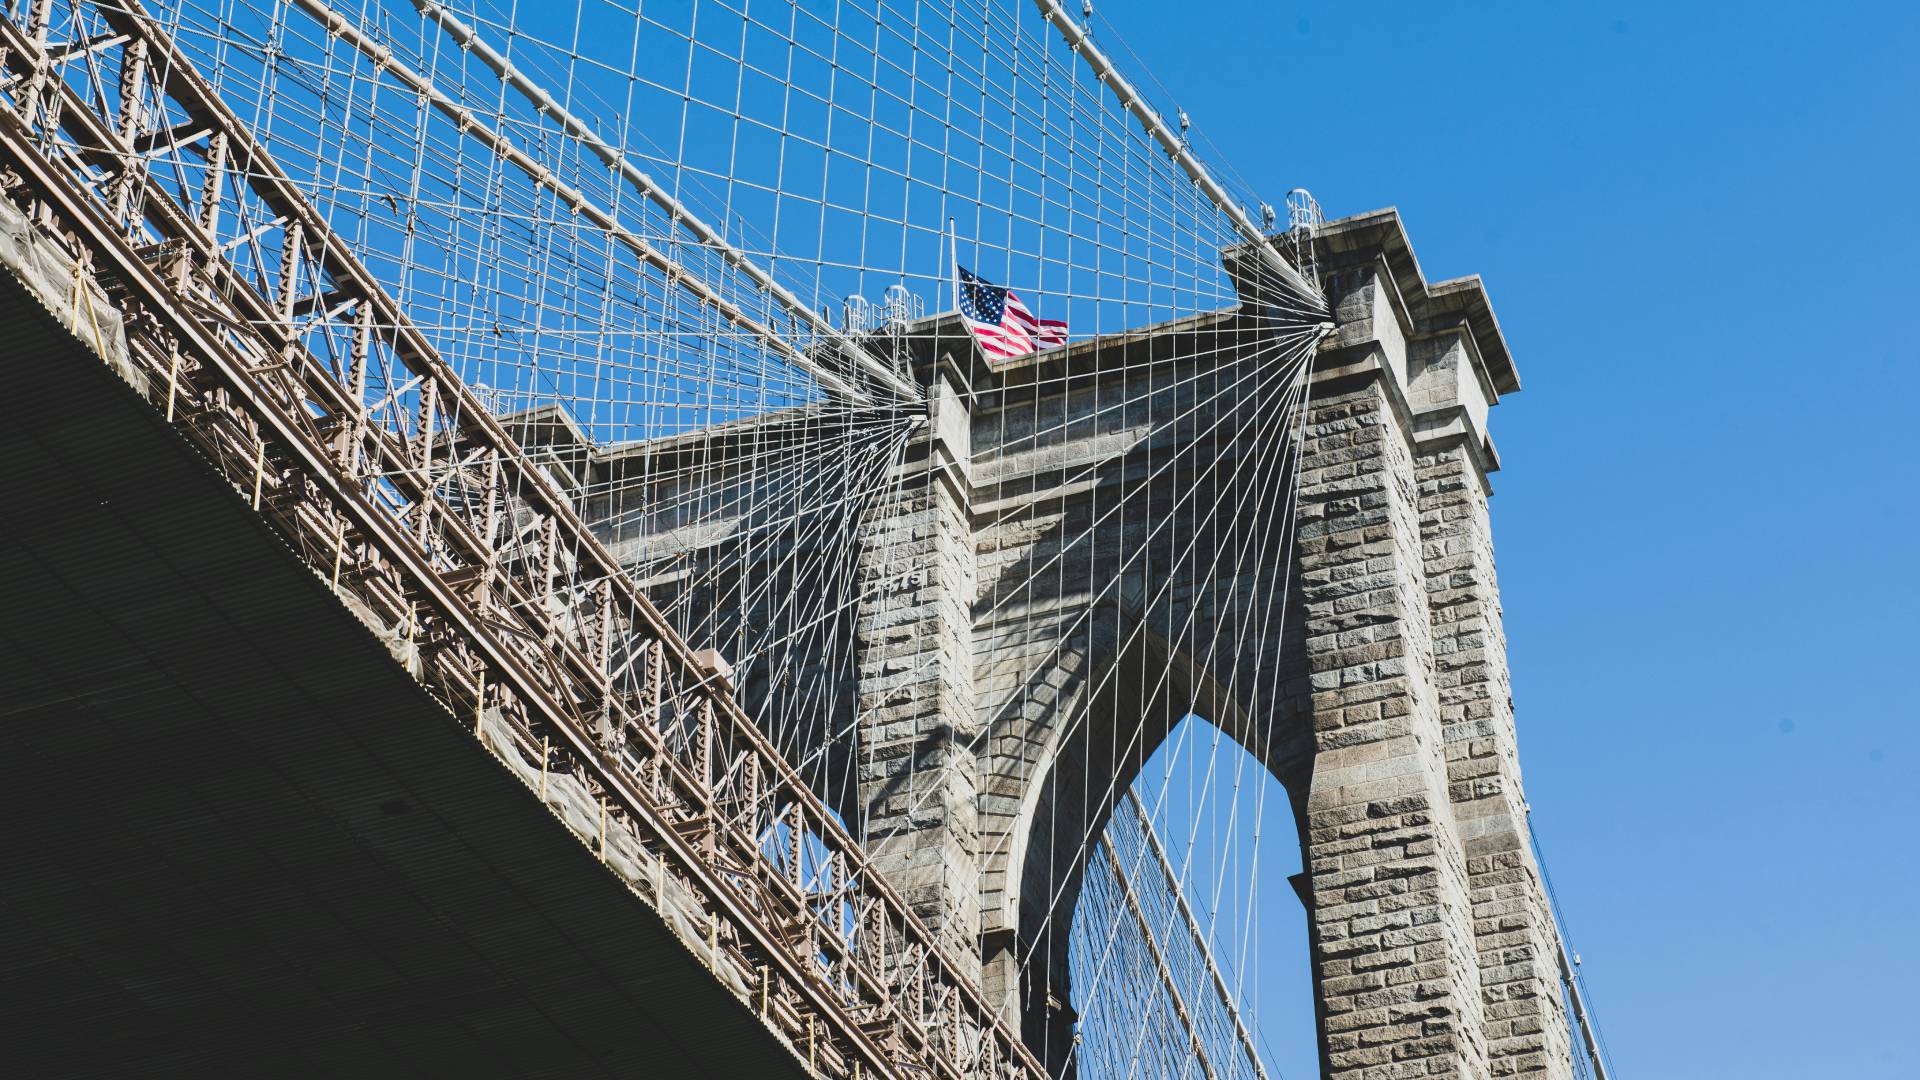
(586, 209), (1575, 1079)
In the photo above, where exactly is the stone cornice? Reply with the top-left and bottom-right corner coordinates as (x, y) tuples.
(570, 208), (1516, 494)
(1315, 208), (1519, 397)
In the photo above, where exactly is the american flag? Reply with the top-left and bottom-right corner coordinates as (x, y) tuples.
(957, 265), (1067, 363)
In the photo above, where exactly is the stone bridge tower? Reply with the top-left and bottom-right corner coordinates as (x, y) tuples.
(582, 210), (1575, 1080)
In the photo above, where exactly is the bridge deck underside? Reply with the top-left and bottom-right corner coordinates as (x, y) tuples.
(0, 275), (806, 1078)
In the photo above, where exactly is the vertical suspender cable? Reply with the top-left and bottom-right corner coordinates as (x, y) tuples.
(403, 0), (921, 405)
(283, 0), (917, 406)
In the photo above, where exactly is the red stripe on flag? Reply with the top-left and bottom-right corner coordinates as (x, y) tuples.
(969, 325), (1029, 360)
(971, 324), (1033, 360)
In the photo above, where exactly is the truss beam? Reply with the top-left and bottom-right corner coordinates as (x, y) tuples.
(1127, 790), (1272, 1080)
(0, 2), (1033, 1076)
(1101, 838), (1223, 1080)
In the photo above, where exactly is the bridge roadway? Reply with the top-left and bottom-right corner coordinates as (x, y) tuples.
(0, 265), (812, 1076)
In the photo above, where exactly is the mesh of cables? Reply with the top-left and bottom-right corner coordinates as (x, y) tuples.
(127, 0), (1329, 1074)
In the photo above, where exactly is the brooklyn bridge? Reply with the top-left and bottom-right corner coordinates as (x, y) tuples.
(0, 1), (1606, 1076)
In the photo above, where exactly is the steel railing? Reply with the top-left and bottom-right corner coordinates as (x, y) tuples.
(0, 2), (1040, 1077)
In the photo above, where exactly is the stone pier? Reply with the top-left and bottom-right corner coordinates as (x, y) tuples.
(580, 210), (1574, 1079)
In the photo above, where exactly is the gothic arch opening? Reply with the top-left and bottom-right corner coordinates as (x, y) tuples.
(1065, 714), (1315, 1080)
(977, 607), (1315, 1077)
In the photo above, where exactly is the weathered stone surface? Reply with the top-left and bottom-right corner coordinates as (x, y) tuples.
(585, 209), (1569, 1079)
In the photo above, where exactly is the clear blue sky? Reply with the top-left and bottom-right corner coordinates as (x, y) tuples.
(1113, 1), (1918, 1076)
(227, 0), (1914, 1072)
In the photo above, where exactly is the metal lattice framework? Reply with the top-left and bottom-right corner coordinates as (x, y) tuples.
(0, 0), (1627, 1074)
(0, 2), (1046, 1075)
(7, 0), (1636, 1076)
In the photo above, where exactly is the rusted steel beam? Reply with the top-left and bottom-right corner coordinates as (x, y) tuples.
(0, 4), (1041, 1077)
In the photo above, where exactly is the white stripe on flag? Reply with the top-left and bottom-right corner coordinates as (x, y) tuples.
(973, 325), (1032, 359)
(1005, 293), (1066, 349)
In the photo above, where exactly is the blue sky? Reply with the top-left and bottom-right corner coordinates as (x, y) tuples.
(193, 0), (1912, 1072)
(1115, 1), (1918, 1076)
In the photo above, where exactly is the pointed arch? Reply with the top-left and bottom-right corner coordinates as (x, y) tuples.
(975, 598), (1316, 1075)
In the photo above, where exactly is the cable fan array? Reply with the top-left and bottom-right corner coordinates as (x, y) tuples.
(137, 0), (1332, 1074)
(965, 302), (1320, 1076)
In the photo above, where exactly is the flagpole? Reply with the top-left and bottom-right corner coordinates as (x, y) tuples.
(947, 216), (959, 312)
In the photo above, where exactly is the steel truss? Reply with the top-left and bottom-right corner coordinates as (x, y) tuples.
(0, 2), (1039, 1077)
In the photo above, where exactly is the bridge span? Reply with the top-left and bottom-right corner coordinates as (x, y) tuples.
(0, 1), (1601, 1077)
(0, 250), (815, 1078)
(0, 4), (1043, 1076)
